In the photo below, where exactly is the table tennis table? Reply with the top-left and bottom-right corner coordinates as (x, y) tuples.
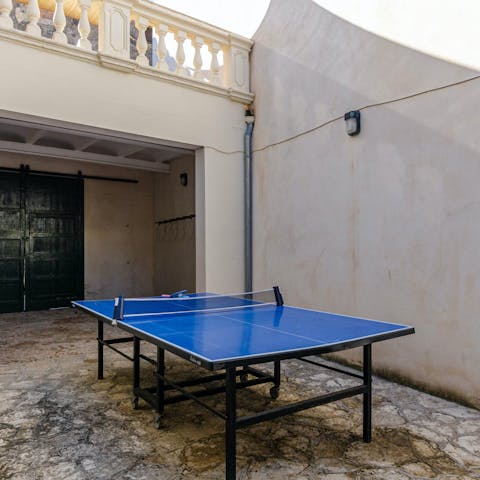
(72, 287), (414, 480)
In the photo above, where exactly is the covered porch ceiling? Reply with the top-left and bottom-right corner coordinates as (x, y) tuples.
(0, 112), (197, 173)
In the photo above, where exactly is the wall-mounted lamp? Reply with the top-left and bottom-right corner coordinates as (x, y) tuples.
(179, 172), (188, 187)
(344, 110), (361, 136)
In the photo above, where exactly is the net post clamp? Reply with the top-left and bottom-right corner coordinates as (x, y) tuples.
(170, 290), (188, 298)
(112, 295), (125, 325)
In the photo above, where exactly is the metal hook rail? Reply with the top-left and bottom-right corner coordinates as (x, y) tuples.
(155, 214), (195, 225)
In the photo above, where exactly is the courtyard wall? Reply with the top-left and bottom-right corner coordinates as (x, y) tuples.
(251, 0), (480, 407)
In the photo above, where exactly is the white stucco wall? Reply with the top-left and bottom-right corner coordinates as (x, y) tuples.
(314, 0), (480, 71)
(251, 0), (480, 407)
(0, 39), (246, 293)
(195, 147), (245, 293)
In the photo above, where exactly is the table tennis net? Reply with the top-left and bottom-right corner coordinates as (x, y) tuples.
(113, 288), (282, 320)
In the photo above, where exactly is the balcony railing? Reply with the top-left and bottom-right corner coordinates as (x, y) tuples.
(0, 0), (254, 103)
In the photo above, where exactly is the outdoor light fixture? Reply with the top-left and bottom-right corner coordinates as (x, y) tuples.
(344, 110), (361, 136)
(180, 172), (188, 186)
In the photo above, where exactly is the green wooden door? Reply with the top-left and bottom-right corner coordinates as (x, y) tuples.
(0, 172), (24, 313)
(0, 170), (84, 312)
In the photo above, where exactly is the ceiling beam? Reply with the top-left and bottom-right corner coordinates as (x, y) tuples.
(25, 129), (46, 144)
(0, 110), (197, 155)
(118, 145), (148, 157)
(74, 138), (99, 151)
(0, 140), (171, 173)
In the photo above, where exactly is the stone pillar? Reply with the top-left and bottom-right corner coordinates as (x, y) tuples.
(209, 42), (221, 86)
(26, 0), (41, 36)
(156, 23), (169, 71)
(175, 30), (187, 76)
(195, 148), (244, 293)
(135, 16), (149, 66)
(193, 36), (204, 80)
(52, 0), (67, 43)
(77, 0), (92, 49)
(0, 0), (13, 29)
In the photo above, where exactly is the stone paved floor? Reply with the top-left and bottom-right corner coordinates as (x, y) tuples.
(0, 309), (479, 480)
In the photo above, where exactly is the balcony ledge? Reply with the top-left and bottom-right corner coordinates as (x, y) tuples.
(0, 0), (255, 105)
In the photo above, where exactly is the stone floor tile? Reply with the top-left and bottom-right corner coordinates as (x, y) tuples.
(0, 309), (479, 480)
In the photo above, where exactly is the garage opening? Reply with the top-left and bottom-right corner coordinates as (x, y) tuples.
(0, 115), (200, 311)
(0, 167), (84, 312)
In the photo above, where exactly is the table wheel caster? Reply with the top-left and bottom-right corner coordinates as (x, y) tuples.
(131, 396), (139, 410)
(270, 386), (280, 399)
(154, 413), (165, 429)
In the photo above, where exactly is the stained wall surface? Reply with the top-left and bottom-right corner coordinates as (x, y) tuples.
(0, 153), (155, 299)
(251, 0), (480, 406)
(155, 156), (196, 294)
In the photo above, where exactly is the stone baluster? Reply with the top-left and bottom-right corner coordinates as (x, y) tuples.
(209, 42), (221, 85)
(193, 36), (204, 80)
(135, 16), (149, 66)
(174, 30), (187, 76)
(156, 23), (169, 71)
(52, 0), (67, 43)
(76, 0), (91, 49)
(0, 0), (13, 29)
(26, 0), (41, 35)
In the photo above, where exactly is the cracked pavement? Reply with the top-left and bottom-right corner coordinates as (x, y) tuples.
(0, 309), (479, 479)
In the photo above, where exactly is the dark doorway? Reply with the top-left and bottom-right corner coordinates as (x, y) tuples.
(0, 169), (84, 313)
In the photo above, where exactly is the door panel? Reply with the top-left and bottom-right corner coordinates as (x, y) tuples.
(0, 170), (84, 313)
(25, 175), (84, 311)
(0, 172), (23, 313)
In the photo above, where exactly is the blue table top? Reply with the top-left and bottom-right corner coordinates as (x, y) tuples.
(73, 295), (414, 369)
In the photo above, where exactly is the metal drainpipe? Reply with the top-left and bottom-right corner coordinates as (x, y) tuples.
(244, 112), (255, 292)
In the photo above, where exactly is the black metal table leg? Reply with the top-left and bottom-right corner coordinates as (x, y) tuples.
(225, 366), (237, 480)
(240, 366), (248, 383)
(363, 344), (372, 442)
(155, 347), (165, 428)
(132, 337), (140, 409)
(97, 320), (104, 380)
(270, 360), (281, 399)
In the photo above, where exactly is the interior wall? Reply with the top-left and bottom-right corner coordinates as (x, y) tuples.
(0, 153), (155, 299)
(251, 0), (480, 407)
(154, 155), (196, 294)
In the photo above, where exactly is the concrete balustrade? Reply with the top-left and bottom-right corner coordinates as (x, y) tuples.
(0, 0), (13, 28)
(26, 0), (41, 35)
(0, 0), (254, 103)
(127, 0), (252, 95)
(76, 0), (91, 49)
(52, 0), (67, 43)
